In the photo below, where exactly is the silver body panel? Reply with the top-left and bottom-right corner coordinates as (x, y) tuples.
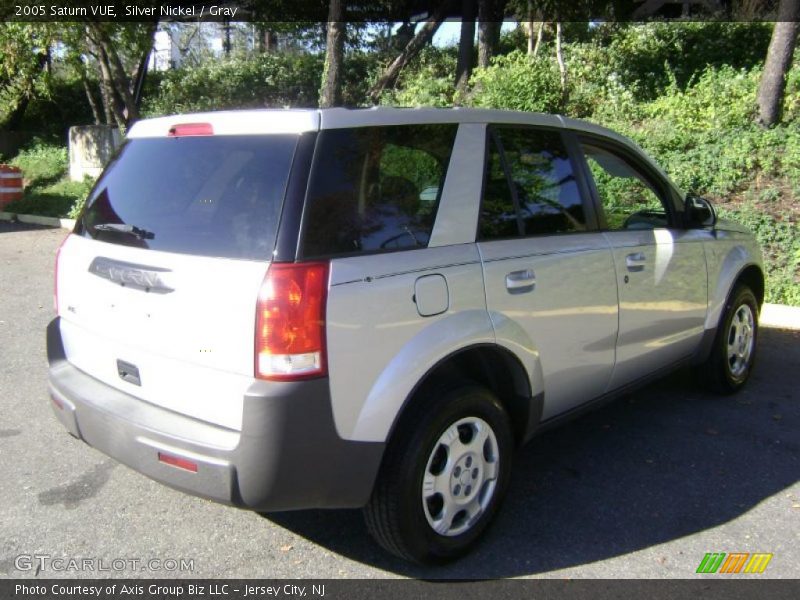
(703, 229), (764, 329)
(478, 234), (618, 419)
(603, 228), (709, 389)
(326, 244), (490, 442)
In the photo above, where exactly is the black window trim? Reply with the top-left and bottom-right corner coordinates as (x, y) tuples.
(570, 131), (682, 232)
(477, 124), (600, 243)
(275, 131), (317, 263)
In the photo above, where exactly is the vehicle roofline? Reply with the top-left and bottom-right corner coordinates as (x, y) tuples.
(127, 107), (631, 137)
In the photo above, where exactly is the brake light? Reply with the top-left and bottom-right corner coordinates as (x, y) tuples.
(168, 122), (213, 137)
(255, 262), (328, 381)
(54, 234), (70, 314)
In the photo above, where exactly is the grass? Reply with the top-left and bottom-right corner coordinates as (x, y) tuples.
(2, 142), (94, 218)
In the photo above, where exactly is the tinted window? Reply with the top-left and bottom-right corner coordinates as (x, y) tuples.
(78, 135), (298, 260)
(480, 135), (520, 239)
(480, 127), (586, 240)
(581, 143), (668, 230)
(301, 125), (457, 258)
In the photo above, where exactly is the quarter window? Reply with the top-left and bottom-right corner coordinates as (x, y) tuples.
(301, 125), (458, 258)
(479, 127), (586, 240)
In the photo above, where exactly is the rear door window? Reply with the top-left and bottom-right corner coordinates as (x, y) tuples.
(300, 124), (458, 258)
(479, 126), (587, 240)
(77, 134), (299, 260)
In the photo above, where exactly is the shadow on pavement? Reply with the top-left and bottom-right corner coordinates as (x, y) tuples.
(263, 326), (799, 577)
(0, 221), (59, 233)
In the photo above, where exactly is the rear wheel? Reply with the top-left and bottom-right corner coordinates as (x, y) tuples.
(700, 285), (759, 394)
(364, 383), (513, 564)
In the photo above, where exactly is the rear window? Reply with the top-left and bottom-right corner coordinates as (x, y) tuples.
(76, 134), (299, 260)
(300, 124), (458, 258)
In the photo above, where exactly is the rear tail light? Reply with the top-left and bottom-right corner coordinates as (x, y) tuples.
(255, 262), (329, 381)
(54, 234), (70, 314)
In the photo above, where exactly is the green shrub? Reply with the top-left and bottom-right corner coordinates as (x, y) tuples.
(385, 47), (458, 107)
(718, 203), (800, 306)
(643, 66), (759, 133)
(143, 53), (324, 115)
(601, 22), (772, 101)
(566, 42), (644, 121)
(468, 50), (564, 113)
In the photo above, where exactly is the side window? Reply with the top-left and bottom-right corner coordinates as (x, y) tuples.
(479, 134), (520, 240)
(580, 142), (669, 230)
(301, 124), (457, 258)
(479, 127), (586, 240)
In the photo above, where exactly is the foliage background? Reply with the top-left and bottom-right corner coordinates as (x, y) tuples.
(1, 22), (797, 304)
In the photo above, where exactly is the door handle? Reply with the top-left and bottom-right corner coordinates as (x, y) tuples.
(506, 269), (536, 293)
(625, 252), (646, 272)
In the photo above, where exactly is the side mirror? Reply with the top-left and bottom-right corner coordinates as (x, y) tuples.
(684, 194), (716, 228)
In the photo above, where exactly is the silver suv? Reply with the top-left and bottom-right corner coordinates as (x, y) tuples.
(48, 108), (763, 563)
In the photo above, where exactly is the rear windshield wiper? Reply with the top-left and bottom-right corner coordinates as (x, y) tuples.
(93, 223), (155, 240)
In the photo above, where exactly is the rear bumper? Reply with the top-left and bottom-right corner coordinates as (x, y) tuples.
(46, 318), (384, 511)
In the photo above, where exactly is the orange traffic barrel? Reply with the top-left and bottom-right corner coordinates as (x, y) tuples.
(0, 165), (24, 209)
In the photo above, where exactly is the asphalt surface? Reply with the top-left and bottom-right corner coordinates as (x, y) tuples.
(1, 221), (798, 579)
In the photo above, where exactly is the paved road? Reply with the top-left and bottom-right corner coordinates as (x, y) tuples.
(1, 222), (798, 579)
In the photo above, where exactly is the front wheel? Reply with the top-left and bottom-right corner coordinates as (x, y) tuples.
(699, 284), (759, 394)
(364, 384), (513, 564)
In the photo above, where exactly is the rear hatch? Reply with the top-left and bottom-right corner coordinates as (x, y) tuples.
(57, 122), (306, 431)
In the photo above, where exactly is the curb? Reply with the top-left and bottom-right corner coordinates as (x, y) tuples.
(0, 211), (75, 230)
(761, 303), (800, 330)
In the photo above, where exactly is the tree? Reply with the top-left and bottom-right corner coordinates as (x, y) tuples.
(477, 0), (496, 68)
(477, 0), (506, 68)
(368, 0), (455, 103)
(75, 22), (157, 127)
(455, 0), (477, 94)
(0, 23), (54, 130)
(757, 0), (800, 126)
(319, 0), (345, 108)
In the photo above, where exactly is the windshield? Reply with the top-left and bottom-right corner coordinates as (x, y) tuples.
(76, 134), (299, 260)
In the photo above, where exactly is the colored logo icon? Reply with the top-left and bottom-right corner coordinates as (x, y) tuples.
(696, 552), (773, 574)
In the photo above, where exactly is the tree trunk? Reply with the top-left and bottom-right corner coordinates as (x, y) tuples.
(455, 0), (477, 94)
(263, 30), (277, 53)
(97, 77), (113, 126)
(319, 0), (345, 108)
(223, 21), (232, 56)
(757, 1), (800, 127)
(79, 66), (102, 125)
(555, 22), (568, 106)
(532, 22), (544, 56)
(86, 23), (141, 123)
(524, 0), (534, 55)
(129, 22), (157, 126)
(368, 1), (453, 104)
(96, 46), (127, 129)
(477, 0), (494, 68)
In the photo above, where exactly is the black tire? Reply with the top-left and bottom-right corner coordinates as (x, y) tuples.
(699, 285), (759, 394)
(363, 383), (513, 564)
